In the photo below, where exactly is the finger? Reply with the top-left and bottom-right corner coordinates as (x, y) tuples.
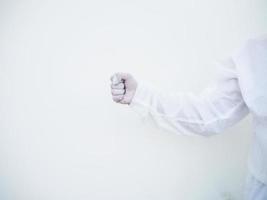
(111, 89), (125, 95)
(110, 74), (123, 85)
(110, 74), (117, 82)
(112, 95), (124, 103)
(111, 83), (125, 89)
(120, 96), (130, 104)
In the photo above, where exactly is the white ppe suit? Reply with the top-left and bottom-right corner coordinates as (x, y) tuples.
(129, 36), (267, 200)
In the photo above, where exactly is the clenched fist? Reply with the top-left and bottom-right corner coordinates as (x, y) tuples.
(110, 73), (137, 104)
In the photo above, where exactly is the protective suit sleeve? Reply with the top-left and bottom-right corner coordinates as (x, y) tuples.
(129, 58), (249, 136)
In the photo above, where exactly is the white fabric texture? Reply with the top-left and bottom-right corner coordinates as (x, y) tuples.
(245, 173), (267, 200)
(129, 35), (267, 186)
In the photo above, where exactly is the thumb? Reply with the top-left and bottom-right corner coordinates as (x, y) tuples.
(115, 73), (131, 82)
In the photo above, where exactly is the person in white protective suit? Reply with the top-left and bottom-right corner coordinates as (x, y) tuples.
(110, 35), (267, 200)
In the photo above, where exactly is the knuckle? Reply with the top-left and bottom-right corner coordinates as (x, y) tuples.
(112, 97), (118, 102)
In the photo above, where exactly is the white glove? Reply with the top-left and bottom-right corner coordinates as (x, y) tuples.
(110, 73), (137, 104)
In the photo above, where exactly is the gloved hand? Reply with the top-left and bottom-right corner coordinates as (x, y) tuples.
(110, 73), (137, 104)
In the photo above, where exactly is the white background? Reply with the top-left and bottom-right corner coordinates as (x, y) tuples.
(0, 0), (267, 199)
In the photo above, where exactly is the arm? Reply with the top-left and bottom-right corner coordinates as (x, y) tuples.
(111, 58), (249, 136)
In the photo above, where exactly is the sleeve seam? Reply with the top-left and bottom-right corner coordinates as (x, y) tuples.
(131, 100), (246, 126)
